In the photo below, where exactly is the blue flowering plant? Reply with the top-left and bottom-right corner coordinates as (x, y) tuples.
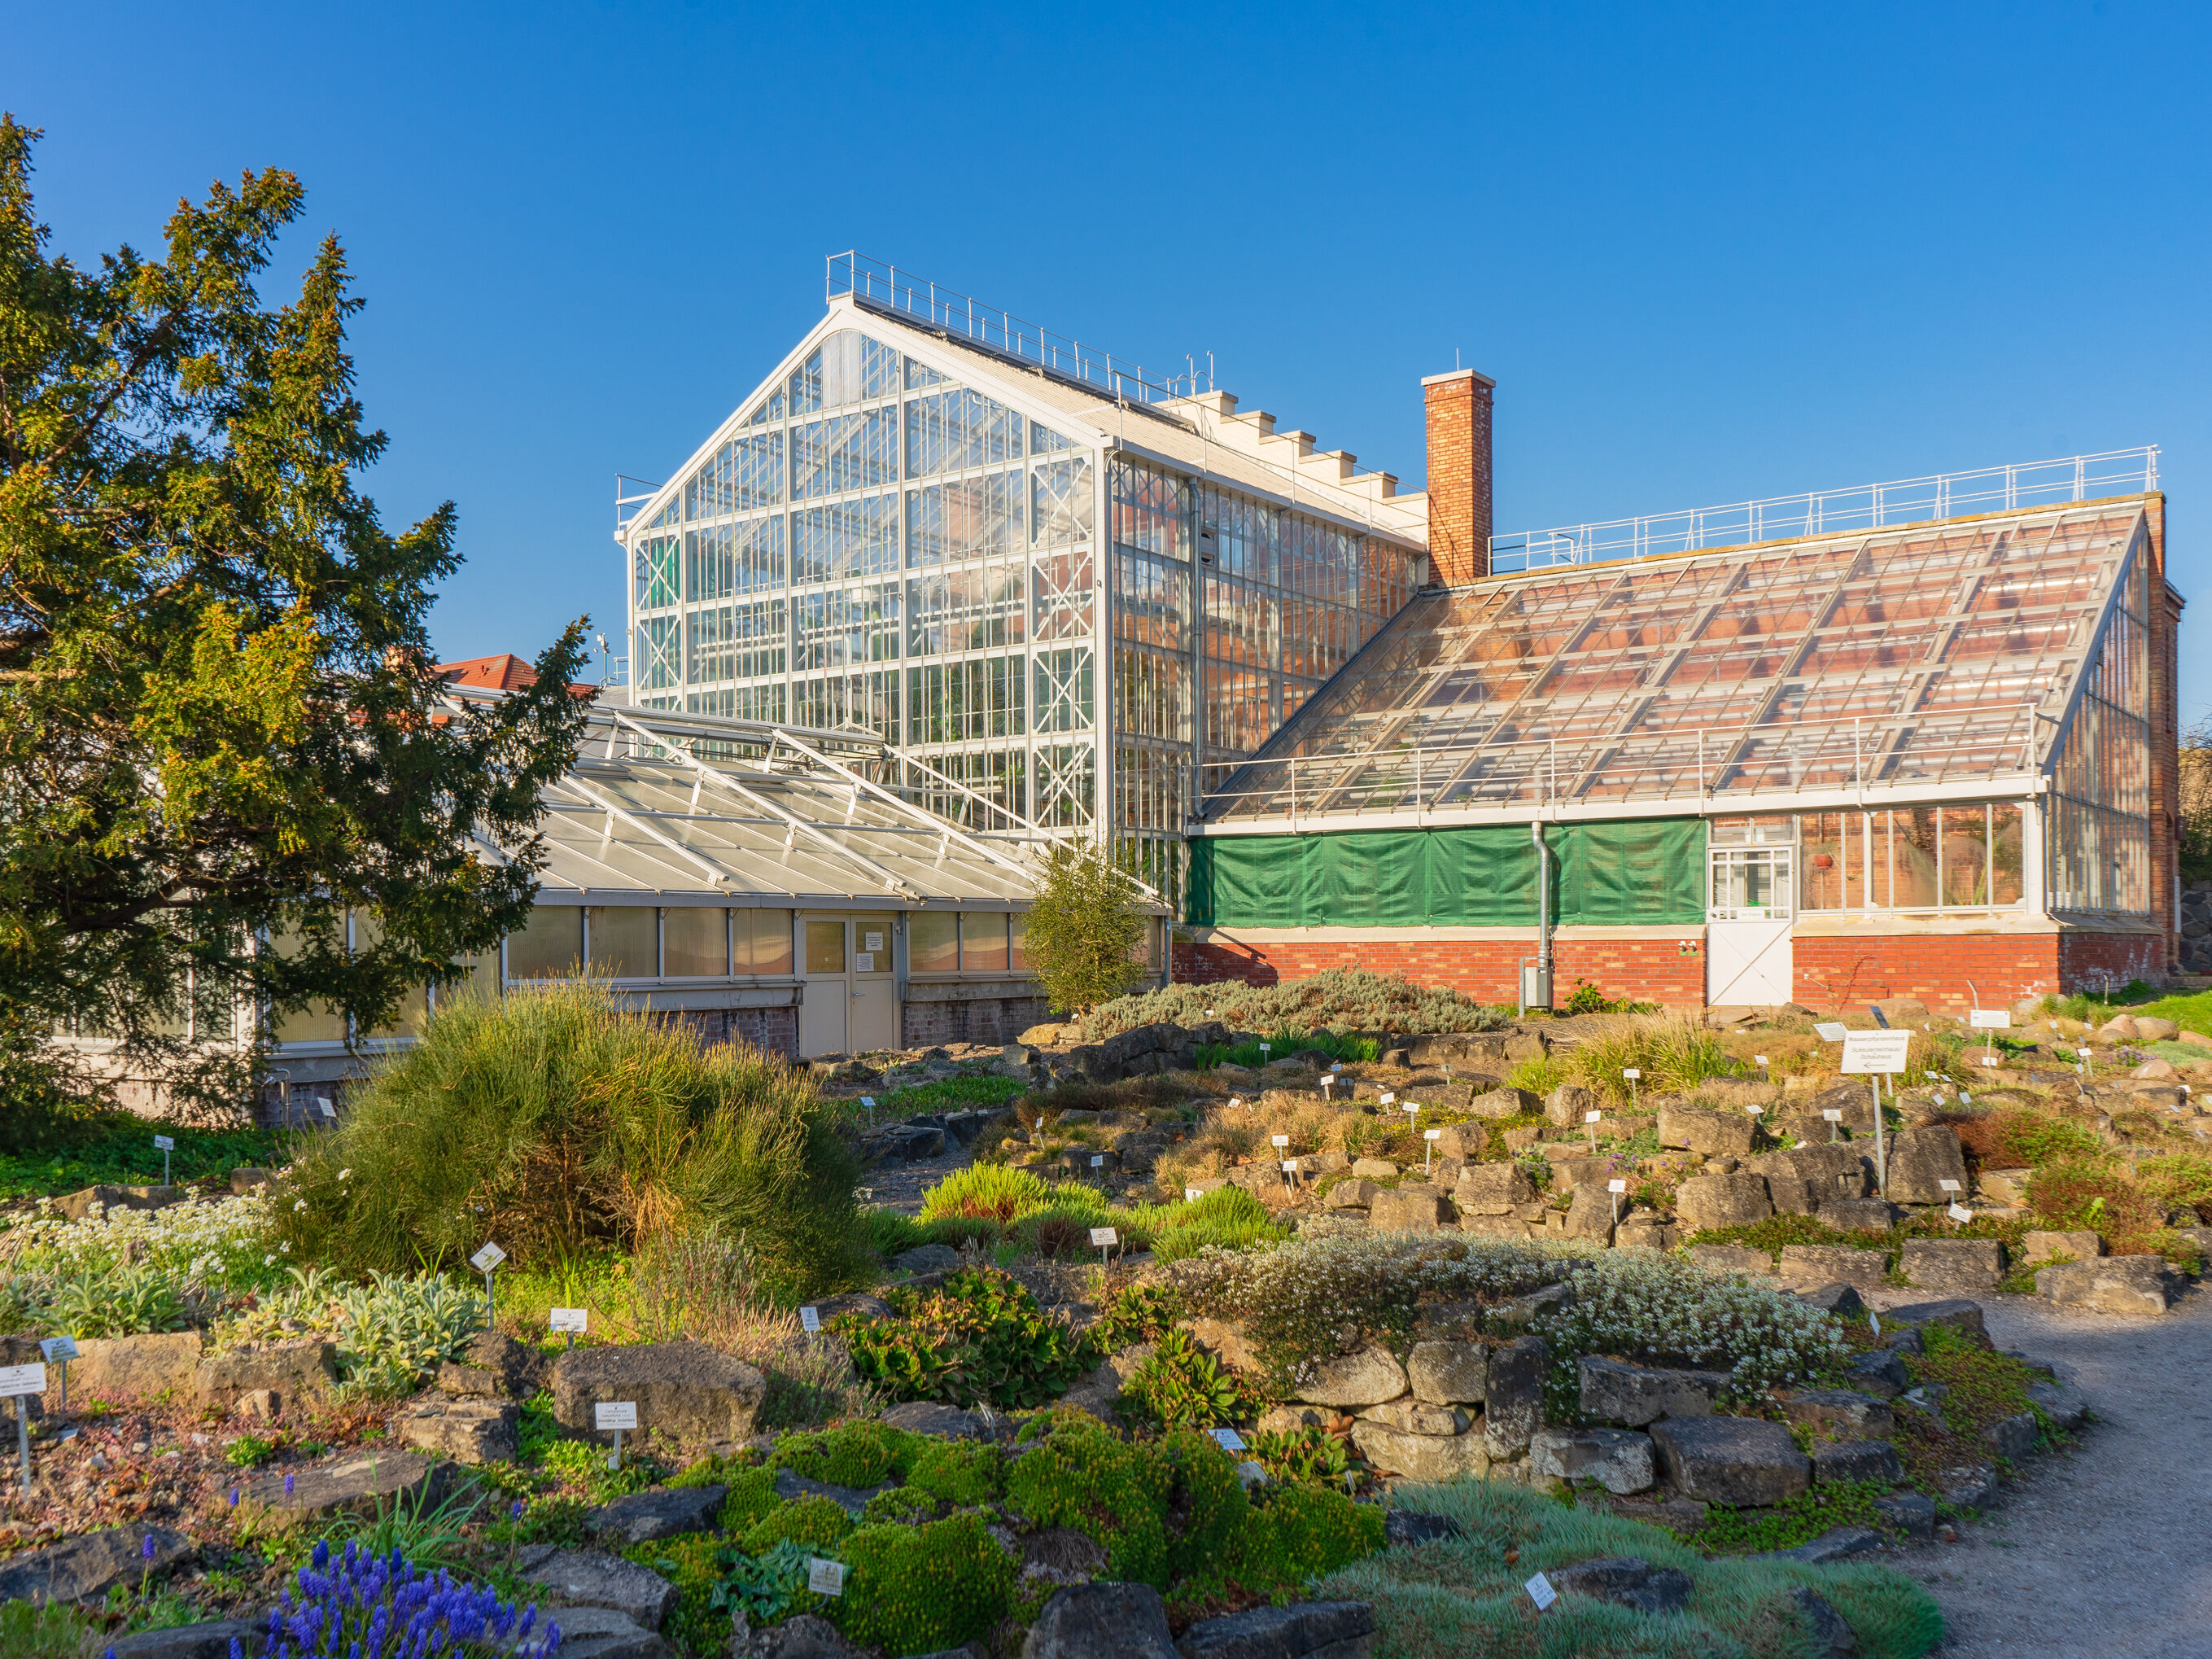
(125, 1540), (565, 1659)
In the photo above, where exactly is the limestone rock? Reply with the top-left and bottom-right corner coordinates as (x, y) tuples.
(1349, 1420), (1490, 1482)
(1613, 1213), (1677, 1250)
(879, 1399), (994, 1439)
(1887, 1299), (1991, 1343)
(542, 1608), (670, 1659)
(2021, 1229), (2101, 1267)
(1982, 1412), (2039, 1461)
(1349, 1158), (1399, 1180)
(1325, 1178), (1380, 1210)
(1776, 1245), (1886, 1290)
(1545, 1556), (1692, 1615)
(1185, 1319), (1262, 1376)
(1528, 1428), (1656, 1495)
(1874, 1491), (1938, 1538)
(521, 1548), (681, 1633)
(1781, 1389), (1895, 1438)
(1405, 1341), (1487, 1405)
(1483, 1336), (1548, 1457)
(1811, 1438), (1904, 1485)
(229, 1167), (275, 1194)
(1687, 1244), (1773, 1276)
(1819, 1197), (1899, 1232)
(1175, 1600), (1375, 1659)
(1021, 1581), (1177, 1659)
(1657, 1105), (1754, 1158)
(1883, 1125), (1970, 1205)
(1577, 1356), (1729, 1427)
(1297, 1344), (1406, 1408)
(587, 1484), (728, 1545)
(194, 1338), (338, 1413)
(1673, 1172), (1773, 1230)
(1357, 1398), (1469, 1436)
(0, 1524), (194, 1604)
(1256, 1405), (1331, 1437)
(68, 1332), (203, 1403)
(108, 1623), (264, 1659)
(234, 1450), (457, 1532)
(1899, 1238), (2002, 1292)
(1368, 1187), (1451, 1234)
(1546, 1084), (1598, 1127)
(1746, 1144), (1873, 1210)
(772, 1468), (888, 1519)
(394, 1398), (519, 1465)
(1561, 1184), (1619, 1243)
(1649, 1416), (1811, 1508)
(436, 1330), (550, 1399)
(1467, 1087), (1540, 1119)
(2026, 1379), (2092, 1430)
(1454, 1162), (1537, 1215)
(1796, 1283), (1864, 1318)
(552, 1340), (767, 1442)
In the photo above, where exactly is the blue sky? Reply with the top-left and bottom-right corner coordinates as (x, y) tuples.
(11, 2), (2208, 716)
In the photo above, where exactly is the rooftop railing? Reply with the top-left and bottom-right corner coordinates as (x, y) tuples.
(1489, 447), (2160, 576)
(828, 252), (1210, 407)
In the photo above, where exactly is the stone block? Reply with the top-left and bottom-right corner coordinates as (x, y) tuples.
(1561, 1184), (1619, 1243)
(521, 1548), (682, 1633)
(1899, 1238), (2003, 1292)
(1811, 1438), (1904, 1485)
(1841, 1350), (1911, 1398)
(1887, 1299), (1991, 1342)
(235, 1451), (456, 1532)
(1883, 1125), (1971, 1205)
(537, 1608), (669, 1659)
(194, 1338), (338, 1412)
(2021, 1229), (2101, 1267)
(394, 1398), (519, 1465)
(1657, 1105), (1754, 1158)
(1649, 1416), (1811, 1508)
(1982, 1412), (2039, 1461)
(1974, 1168), (2031, 1206)
(1368, 1188), (1452, 1234)
(878, 1400), (993, 1439)
(1467, 1087), (1540, 1119)
(1754, 1526), (1884, 1565)
(108, 1624), (263, 1659)
(1324, 1178), (1380, 1210)
(436, 1330), (550, 1399)
(2025, 1379), (2091, 1430)
(1875, 1491), (1938, 1538)
(69, 1332), (203, 1403)
(1577, 1355), (1729, 1427)
(1358, 1398), (1468, 1436)
(587, 1485), (729, 1545)
(1777, 1245), (1887, 1290)
(1687, 1245), (1773, 1276)
(1257, 1404), (1331, 1437)
(1748, 1144), (1873, 1206)
(1406, 1340), (1488, 1405)
(1528, 1428), (1656, 1495)
(1673, 1173), (1773, 1231)
(1546, 1083), (1597, 1127)
(1349, 1158), (1399, 1180)
(1175, 1600), (1374, 1659)
(1819, 1197), (1899, 1232)
(1781, 1389), (1895, 1438)
(1297, 1344), (1406, 1408)
(1430, 1123), (1486, 1161)
(1185, 1319), (1263, 1376)
(0, 1525), (194, 1604)
(1349, 1420), (1490, 1483)
(1544, 1556), (1691, 1616)
(229, 1167), (275, 1195)
(1613, 1213), (1677, 1250)
(552, 1340), (767, 1443)
(1795, 1283), (1864, 1318)
(1483, 1336), (1548, 1457)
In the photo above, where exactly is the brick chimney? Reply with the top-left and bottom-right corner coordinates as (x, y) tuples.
(1423, 368), (1495, 586)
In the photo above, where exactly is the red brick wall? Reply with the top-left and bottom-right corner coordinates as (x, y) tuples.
(2147, 493), (2181, 973)
(1790, 935), (2060, 1012)
(1421, 371), (1494, 586)
(2057, 932), (2171, 994)
(1174, 936), (1707, 1005)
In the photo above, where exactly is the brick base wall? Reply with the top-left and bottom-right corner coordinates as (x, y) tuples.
(903, 995), (1051, 1048)
(655, 1005), (800, 1061)
(2058, 932), (2171, 994)
(1790, 935), (2061, 1012)
(1174, 938), (1707, 1005)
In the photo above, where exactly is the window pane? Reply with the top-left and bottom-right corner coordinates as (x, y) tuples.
(1991, 803), (2025, 904)
(854, 915), (893, 975)
(507, 905), (583, 980)
(805, 920), (846, 974)
(744, 910), (794, 976)
(911, 912), (957, 973)
(588, 906), (657, 978)
(1892, 810), (1940, 908)
(1866, 811), (1890, 908)
(355, 912), (427, 1037)
(961, 913), (1008, 973)
(1009, 913), (1029, 972)
(662, 908), (728, 977)
(1799, 814), (1847, 911)
(1941, 806), (1991, 907)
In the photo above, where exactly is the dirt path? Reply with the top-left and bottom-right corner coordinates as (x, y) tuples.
(1862, 1286), (2212, 1657)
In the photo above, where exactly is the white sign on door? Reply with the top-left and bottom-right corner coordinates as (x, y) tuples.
(854, 953), (874, 973)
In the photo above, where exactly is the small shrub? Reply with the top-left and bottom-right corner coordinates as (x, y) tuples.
(906, 1437), (1003, 1508)
(1248, 1425), (1353, 1489)
(225, 1434), (279, 1468)
(1005, 1409), (1176, 1582)
(771, 1421), (913, 1489)
(1230, 1480), (1384, 1587)
(1080, 970), (1511, 1040)
(38, 1263), (190, 1337)
(920, 1163), (1052, 1224)
(833, 1512), (1017, 1653)
(859, 1486), (938, 1526)
(741, 1494), (851, 1554)
(1121, 1329), (1267, 1431)
(835, 1265), (1094, 1409)
(715, 1465), (783, 1534)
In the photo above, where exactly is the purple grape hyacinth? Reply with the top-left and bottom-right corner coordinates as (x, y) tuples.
(244, 1542), (559, 1659)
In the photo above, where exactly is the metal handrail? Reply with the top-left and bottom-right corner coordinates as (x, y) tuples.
(1200, 700), (2046, 821)
(828, 252), (1209, 406)
(1489, 448), (2160, 575)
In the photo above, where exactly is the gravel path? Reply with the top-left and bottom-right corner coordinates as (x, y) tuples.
(1860, 1285), (2212, 1657)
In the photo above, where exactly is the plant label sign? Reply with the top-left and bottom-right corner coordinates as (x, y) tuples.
(1379, 1092), (1396, 1106)
(593, 1401), (638, 1431)
(1089, 1227), (1118, 1248)
(39, 1337), (77, 1364)
(1090, 1154), (1104, 1168)
(1271, 1135), (1290, 1148)
(807, 1558), (846, 1597)
(1969, 1009), (2011, 1030)
(1282, 1159), (1299, 1174)
(318, 1097), (336, 1119)
(549, 1308), (588, 1334)
(1622, 1068), (1641, 1081)
(1815, 1022), (1849, 1043)
(1525, 1572), (1558, 1612)
(860, 1097), (876, 1111)
(1822, 1108), (1844, 1122)
(1423, 1128), (1443, 1140)
(1838, 1030), (1912, 1075)
(1980, 1055), (1999, 1067)
(1754, 1054), (1769, 1067)
(1939, 1179), (1961, 1193)
(470, 1243), (507, 1273)
(798, 1307), (820, 1334)
(1948, 1202), (1975, 1223)
(1185, 1187), (1201, 1202)
(1584, 1110), (1602, 1123)
(1331, 1061), (1343, 1072)
(1744, 1105), (1764, 1117)
(1210, 1428), (1247, 1452)
(0, 1364), (46, 1398)
(152, 1135), (174, 1152)
(1607, 1179), (1628, 1193)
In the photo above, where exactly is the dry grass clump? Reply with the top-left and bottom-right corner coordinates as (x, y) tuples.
(1079, 970), (1511, 1040)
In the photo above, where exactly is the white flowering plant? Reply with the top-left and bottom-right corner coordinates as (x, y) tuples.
(0, 1191), (282, 1300)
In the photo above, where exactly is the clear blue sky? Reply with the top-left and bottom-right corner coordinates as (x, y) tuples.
(12, 2), (2208, 716)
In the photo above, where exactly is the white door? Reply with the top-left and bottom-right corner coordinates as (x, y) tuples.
(849, 913), (898, 1054)
(798, 917), (848, 1057)
(1707, 845), (1795, 1005)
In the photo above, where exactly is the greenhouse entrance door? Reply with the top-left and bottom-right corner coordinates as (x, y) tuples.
(1707, 845), (1795, 1006)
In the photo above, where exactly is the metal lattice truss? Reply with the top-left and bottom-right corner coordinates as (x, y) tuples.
(1201, 500), (2152, 829)
(441, 689), (1074, 907)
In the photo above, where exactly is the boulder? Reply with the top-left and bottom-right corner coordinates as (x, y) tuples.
(1657, 1105), (1754, 1158)
(1746, 1144), (1873, 1210)
(1368, 1188), (1452, 1234)
(234, 1451), (457, 1531)
(1874, 1491), (1938, 1538)
(1983, 1412), (2039, 1461)
(0, 1524), (194, 1604)
(1546, 1084), (1598, 1128)
(68, 1332), (203, 1403)
(1357, 1398), (1468, 1435)
(586, 1484), (729, 1545)
(1561, 1184), (1619, 1243)
(1429, 1124), (1487, 1162)
(1886, 1299), (1991, 1342)
(1883, 1125), (1971, 1205)
(521, 1548), (682, 1633)
(2021, 1228), (2101, 1267)
(1686, 1245), (1773, 1276)
(1781, 1389), (1895, 1438)
(1841, 1350), (1911, 1398)
(552, 1340), (767, 1442)
(54, 1184), (184, 1223)
(1811, 1438), (1904, 1486)
(1795, 1283), (1865, 1319)
(772, 1468), (889, 1519)
(394, 1398), (519, 1464)
(1174, 1600), (1375, 1659)
(1899, 1238), (2003, 1292)
(1755, 1527), (1884, 1565)
(1528, 1428), (1656, 1495)
(1819, 1197), (1899, 1232)
(1649, 1416), (1811, 1508)
(1804, 1083), (1879, 1133)
(1482, 1336), (1549, 1457)
(542, 1608), (671, 1659)
(1544, 1556), (1692, 1616)
(1349, 1420), (1489, 1482)
(1324, 1179), (1380, 1210)
(1576, 1356), (1729, 1427)
(1974, 1168), (2031, 1207)
(194, 1338), (338, 1413)
(2026, 1379), (2092, 1430)
(436, 1330), (550, 1399)
(1349, 1158), (1399, 1180)
(107, 1623), (264, 1659)
(1022, 1581), (1178, 1659)
(1613, 1213), (1677, 1250)
(1185, 1319), (1264, 1377)
(1776, 1245), (1887, 1290)
(878, 1400), (994, 1439)
(1405, 1341), (1487, 1405)
(1673, 1173), (1773, 1231)
(1298, 1345), (1407, 1409)
(1257, 1405), (1331, 1437)
(1467, 1087), (1540, 1119)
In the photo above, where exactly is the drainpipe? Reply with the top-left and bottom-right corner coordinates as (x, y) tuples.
(1531, 820), (1554, 1012)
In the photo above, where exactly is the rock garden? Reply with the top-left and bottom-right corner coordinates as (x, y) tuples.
(9, 969), (2201, 1659)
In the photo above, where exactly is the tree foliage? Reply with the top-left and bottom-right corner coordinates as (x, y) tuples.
(0, 118), (590, 1112)
(1022, 838), (1149, 1014)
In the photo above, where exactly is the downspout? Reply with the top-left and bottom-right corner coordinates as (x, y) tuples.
(1532, 819), (1554, 1011)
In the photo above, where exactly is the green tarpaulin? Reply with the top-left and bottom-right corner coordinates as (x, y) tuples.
(1186, 820), (1707, 928)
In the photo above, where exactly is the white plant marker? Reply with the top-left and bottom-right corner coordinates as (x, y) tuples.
(807, 1558), (847, 1597)
(38, 1337), (76, 1412)
(1090, 1225), (1118, 1268)
(1423, 1126), (1442, 1172)
(1090, 1153), (1104, 1169)
(1754, 1054), (1769, 1080)
(470, 1242), (507, 1333)
(1211, 1428), (1246, 1453)
(1822, 1105), (1843, 1143)
(799, 1306), (821, 1334)
(152, 1134), (174, 1185)
(1607, 1176), (1628, 1227)
(1525, 1571), (1557, 1612)
(1938, 1180), (1961, 1193)
(1623, 1067), (1640, 1108)
(549, 1307), (588, 1351)
(1948, 1202), (1974, 1224)
(595, 1399), (637, 1469)
(1185, 1186), (1201, 1202)
(860, 1094), (876, 1127)
(1271, 1134), (1291, 1147)
(0, 1363), (46, 1492)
